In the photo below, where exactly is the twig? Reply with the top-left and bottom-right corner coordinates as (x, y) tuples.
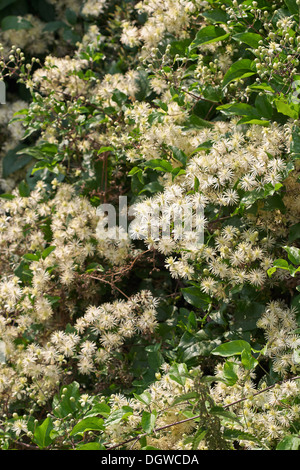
(88, 275), (130, 300)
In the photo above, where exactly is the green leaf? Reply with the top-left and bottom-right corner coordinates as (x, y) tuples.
(211, 340), (251, 357)
(41, 246), (56, 259)
(284, 246), (300, 265)
(105, 406), (133, 426)
(76, 442), (105, 450)
(182, 287), (211, 309)
(275, 99), (299, 119)
(14, 260), (33, 283)
(236, 118), (270, 126)
(84, 402), (111, 418)
(289, 223), (300, 242)
(170, 146), (187, 166)
(43, 21), (66, 32)
(52, 382), (81, 419)
(33, 417), (54, 449)
(222, 59), (256, 88)
(202, 9), (229, 24)
(66, 8), (77, 25)
(189, 26), (230, 49)
(249, 82), (274, 93)
(192, 427), (207, 450)
(292, 294), (300, 314)
(18, 181), (30, 197)
(85, 263), (104, 274)
(223, 428), (262, 445)
(70, 417), (104, 436)
(276, 434), (300, 450)
(23, 253), (40, 262)
(273, 259), (290, 270)
(210, 406), (242, 425)
(168, 363), (189, 386)
(255, 94), (273, 119)
(141, 411), (157, 434)
(292, 349), (300, 364)
(291, 127), (300, 159)
(172, 392), (199, 405)
(284, 0), (299, 16)
(202, 85), (223, 102)
(169, 38), (192, 56)
(223, 361), (239, 386)
(63, 27), (81, 44)
(98, 146), (114, 154)
(182, 114), (213, 130)
(241, 348), (258, 370)
(111, 90), (128, 106)
(233, 301), (265, 332)
(0, 193), (15, 200)
(1, 16), (32, 31)
(139, 181), (163, 194)
(2, 144), (32, 178)
(141, 445), (160, 450)
(145, 159), (173, 172)
(232, 32), (262, 49)
(133, 391), (152, 406)
(217, 102), (259, 118)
